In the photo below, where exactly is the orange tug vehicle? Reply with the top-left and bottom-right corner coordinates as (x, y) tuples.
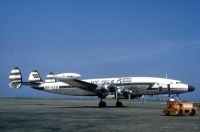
(163, 101), (198, 116)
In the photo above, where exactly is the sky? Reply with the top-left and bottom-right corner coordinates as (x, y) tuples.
(0, 0), (200, 101)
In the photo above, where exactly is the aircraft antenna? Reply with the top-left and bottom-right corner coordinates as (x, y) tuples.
(165, 73), (168, 79)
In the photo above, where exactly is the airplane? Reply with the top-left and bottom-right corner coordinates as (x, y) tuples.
(9, 67), (195, 107)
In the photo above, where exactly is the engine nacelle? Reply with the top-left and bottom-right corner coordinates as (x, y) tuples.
(122, 90), (142, 99)
(96, 84), (111, 94)
(107, 83), (117, 93)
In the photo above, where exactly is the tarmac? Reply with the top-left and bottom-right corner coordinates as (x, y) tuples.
(0, 97), (199, 132)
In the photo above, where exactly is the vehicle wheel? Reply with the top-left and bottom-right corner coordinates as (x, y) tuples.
(178, 109), (183, 116)
(190, 109), (196, 116)
(165, 112), (170, 116)
(170, 111), (175, 116)
(99, 101), (106, 108)
(116, 101), (123, 107)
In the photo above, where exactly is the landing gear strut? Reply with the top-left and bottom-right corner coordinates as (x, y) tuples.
(99, 98), (106, 108)
(116, 90), (123, 107)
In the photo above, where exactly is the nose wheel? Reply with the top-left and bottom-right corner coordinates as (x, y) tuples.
(115, 90), (123, 107)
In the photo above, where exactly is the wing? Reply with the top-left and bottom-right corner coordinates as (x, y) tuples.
(53, 73), (98, 93)
(58, 79), (98, 93)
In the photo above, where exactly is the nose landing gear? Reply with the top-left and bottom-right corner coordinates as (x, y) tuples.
(116, 90), (123, 107)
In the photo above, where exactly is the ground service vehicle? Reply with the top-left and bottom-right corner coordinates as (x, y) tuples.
(163, 101), (197, 116)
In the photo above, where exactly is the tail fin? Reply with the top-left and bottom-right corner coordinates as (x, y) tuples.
(9, 67), (22, 88)
(45, 72), (56, 83)
(28, 70), (43, 83)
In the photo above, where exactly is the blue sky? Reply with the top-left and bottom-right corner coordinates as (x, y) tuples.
(1, 0), (200, 100)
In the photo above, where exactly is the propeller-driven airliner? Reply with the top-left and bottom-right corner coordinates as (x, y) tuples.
(9, 67), (195, 107)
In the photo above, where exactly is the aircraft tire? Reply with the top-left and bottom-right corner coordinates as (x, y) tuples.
(178, 109), (183, 116)
(99, 101), (106, 108)
(189, 109), (196, 116)
(165, 112), (170, 116)
(116, 101), (123, 107)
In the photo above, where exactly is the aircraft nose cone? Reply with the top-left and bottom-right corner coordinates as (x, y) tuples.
(188, 85), (195, 92)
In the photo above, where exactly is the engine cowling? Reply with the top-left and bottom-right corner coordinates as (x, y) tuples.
(122, 90), (142, 99)
(107, 83), (117, 93)
(96, 84), (110, 94)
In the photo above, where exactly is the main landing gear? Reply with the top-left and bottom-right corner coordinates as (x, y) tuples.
(98, 91), (124, 108)
(99, 98), (106, 108)
(98, 99), (123, 108)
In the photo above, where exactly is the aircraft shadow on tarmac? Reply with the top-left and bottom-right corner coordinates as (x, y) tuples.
(53, 105), (163, 109)
(54, 106), (125, 109)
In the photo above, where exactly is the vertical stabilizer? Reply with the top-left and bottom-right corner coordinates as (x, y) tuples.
(45, 72), (56, 83)
(9, 67), (22, 88)
(28, 70), (43, 82)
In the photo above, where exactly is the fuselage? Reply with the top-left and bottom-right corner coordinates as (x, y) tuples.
(32, 77), (193, 97)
